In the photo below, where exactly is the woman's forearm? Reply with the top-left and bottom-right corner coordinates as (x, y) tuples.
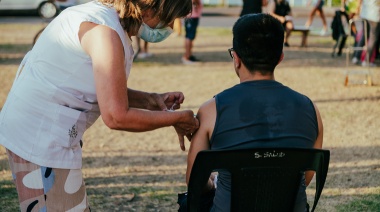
(102, 106), (193, 132)
(127, 88), (152, 109)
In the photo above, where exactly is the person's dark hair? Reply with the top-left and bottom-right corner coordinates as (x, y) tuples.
(232, 13), (284, 74)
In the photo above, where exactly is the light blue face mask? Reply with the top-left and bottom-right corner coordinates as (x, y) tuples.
(137, 22), (173, 43)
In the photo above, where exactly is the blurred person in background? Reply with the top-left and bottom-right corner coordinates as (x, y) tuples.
(269, 0), (294, 47)
(305, 0), (328, 35)
(354, 0), (380, 66)
(174, 18), (183, 36)
(240, 0), (268, 16)
(182, 0), (203, 64)
(136, 37), (153, 59)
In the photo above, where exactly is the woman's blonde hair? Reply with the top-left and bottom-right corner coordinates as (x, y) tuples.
(98, 0), (192, 34)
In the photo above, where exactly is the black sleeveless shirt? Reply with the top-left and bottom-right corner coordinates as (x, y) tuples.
(274, 0), (291, 17)
(210, 80), (318, 212)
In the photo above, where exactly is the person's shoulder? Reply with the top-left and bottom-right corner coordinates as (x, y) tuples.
(217, 84), (242, 95)
(197, 98), (216, 127)
(199, 98), (216, 112)
(280, 84), (311, 99)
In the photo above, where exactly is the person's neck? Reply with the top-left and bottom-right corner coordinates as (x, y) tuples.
(239, 68), (275, 83)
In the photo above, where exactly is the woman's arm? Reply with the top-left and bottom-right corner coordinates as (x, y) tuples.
(79, 22), (198, 145)
(127, 88), (184, 111)
(186, 98), (216, 190)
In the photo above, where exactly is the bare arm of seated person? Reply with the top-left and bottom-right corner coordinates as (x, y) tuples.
(79, 22), (199, 149)
(305, 102), (324, 186)
(186, 98), (217, 192)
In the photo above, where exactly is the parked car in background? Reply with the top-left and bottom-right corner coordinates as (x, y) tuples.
(56, 0), (78, 11)
(0, 0), (59, 18)
(0, 0), (90, 19)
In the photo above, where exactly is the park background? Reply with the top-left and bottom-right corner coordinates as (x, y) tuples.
(0, 1), (380, 211)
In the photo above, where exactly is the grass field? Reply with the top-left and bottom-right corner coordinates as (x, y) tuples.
(0, 22), (380, 211)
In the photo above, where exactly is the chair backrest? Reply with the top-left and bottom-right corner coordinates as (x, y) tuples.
(187, 148), (330, 212)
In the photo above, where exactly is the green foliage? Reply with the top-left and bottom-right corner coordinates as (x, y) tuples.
(331, 0), (341, 7)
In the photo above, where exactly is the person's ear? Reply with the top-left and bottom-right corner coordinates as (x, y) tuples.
(278, 52), (284, 64)
(233, 52), (241, 69)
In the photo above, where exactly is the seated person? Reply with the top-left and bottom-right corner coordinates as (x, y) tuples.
(269, 0), (294, 47)
(183, 13), (323, 212)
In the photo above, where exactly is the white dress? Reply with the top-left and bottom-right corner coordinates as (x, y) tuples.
(0, 1), (134, 169)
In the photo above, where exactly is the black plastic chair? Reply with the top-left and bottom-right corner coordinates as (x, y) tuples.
(187, 148), (330, 212)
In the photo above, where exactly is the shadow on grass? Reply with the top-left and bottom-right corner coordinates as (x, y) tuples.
(87, 184), (182, 211)
(0, 58), (23, 65)
(0, 43), (31, 65)
(134, 48), (347, 68)
(83, 154), (187, 168)
(85, 169), (185, 210)
(81, 145), (380, 187)
(134, 50), (230, 65)
(336, 194), (380, 212)
(0, 157), (10, 171)
(1, 145), (379, 210)
(85, 172), (185, 187)
(81, 146), (380, 168)
(314, 96), (380, 103)
(0, 44), (32, 53)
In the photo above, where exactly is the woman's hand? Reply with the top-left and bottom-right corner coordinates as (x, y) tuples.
(127, 89), (185, 111)
(147, 92), (185, 111)
(173, 110), (199, 151)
